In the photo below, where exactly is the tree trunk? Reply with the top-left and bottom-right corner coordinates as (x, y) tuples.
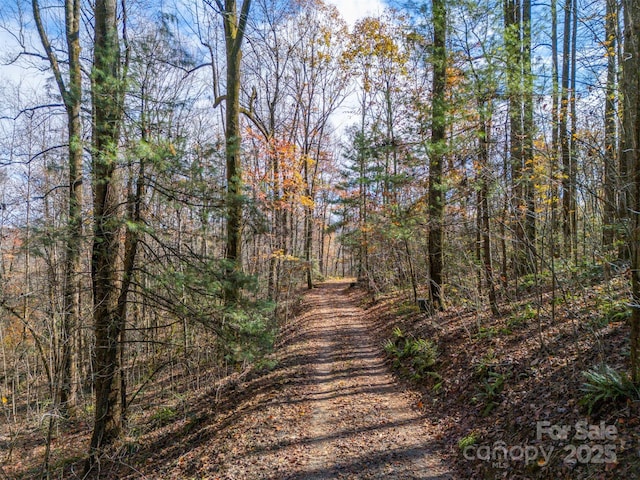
(622, 0), (640, 382)
(115, 158), (144, 427)
(304, 156), (313, 290)
(219, 0), (252, 304)
(550, 0), (560, 260)
(60, 0), (83, 412)
(619, 0), (632, 261)
(569, 0), (578, 261)
(478, 99), (500, 316)
(32, 0), (84, 414)
(522, 0), (536, 272)
(603, 0), (618, 250)
(560, 0), (574, 257)
(86, 0), (125, 467)
(428, 0), (447, 310)
(504, 0), (530, 276)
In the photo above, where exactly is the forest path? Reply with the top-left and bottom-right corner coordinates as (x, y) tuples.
(217, 280), (453, 479)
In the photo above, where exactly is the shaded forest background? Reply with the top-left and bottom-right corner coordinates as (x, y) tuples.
(1, 0), (640, 476)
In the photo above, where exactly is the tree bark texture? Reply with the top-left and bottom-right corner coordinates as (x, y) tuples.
(603, 0), (619, 249)
(622, 0), (640, 382)
(428, 0), (447, 310)
(32, 0), (84, 413)
(87, 0), (125, 465)
(219, 0), (252, 304)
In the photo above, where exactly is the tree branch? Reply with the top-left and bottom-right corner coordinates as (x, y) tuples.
(237, 0), (252, 46)
(179, 61), (213, 78)
(0, 103), (65, 121)
(32, 0), (68, 106)
(213, 94), (227, 108)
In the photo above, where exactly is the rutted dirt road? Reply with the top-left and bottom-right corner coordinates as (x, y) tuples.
(216, 281), (452, 479)
(294, 281), (452, 479)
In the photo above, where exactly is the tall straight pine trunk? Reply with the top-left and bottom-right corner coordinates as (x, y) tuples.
(428, 0), (447, 310)
(86, 0), (125, 467)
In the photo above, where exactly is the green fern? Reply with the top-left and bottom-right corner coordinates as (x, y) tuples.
(384, 328), (439, 383)
(392, 326), (404, 339)
(474, 371), (507, 417)
(580, 365), (639, 414)
(458, 433), (478, 450)
(383, 339), (397, 356)
(410, 338), (438, 377)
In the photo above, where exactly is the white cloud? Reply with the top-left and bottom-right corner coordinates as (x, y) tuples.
(325, 0), (386, 27)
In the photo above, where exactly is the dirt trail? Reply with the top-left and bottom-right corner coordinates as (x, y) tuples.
(214, 281), (453, 479)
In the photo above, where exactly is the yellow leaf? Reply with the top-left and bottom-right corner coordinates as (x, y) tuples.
(300, 195), (315, 208)
(1, 396), (7, 405)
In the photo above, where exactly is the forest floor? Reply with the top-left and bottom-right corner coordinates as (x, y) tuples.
(4, 280), (452, 479)
(5, 273), (640, 479)
(118, 279), (454, 479)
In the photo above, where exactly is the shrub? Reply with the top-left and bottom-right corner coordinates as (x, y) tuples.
(151, 406), (177, 427)
(474, 326), (511, 339)
(580, 365), (639, 414)
(394, 301), (421, 316)
(507, 303), (536, 329)
(458, 433), (478, 450)
(220, 302), (277, 366)
(384, 327), (440, 384)
(599, 299), (631, 324)
(473, 351), (509, 417)
(473, 371), (507, 417)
